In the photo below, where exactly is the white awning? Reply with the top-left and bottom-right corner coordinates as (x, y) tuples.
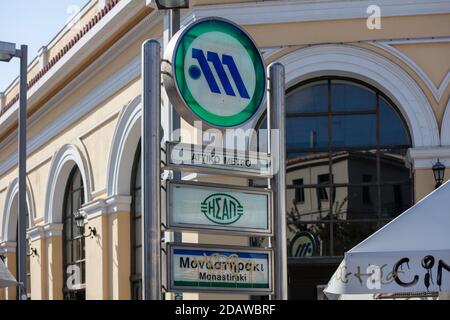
(324, 180), (450, 299)
(0, 258), (18, 288)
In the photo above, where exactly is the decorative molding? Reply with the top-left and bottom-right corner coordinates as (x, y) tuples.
(406, 147), (450, 169)
(27, 223), (65, 241)
(276, 44), (440, 148)
(1, 177), (35, 242)
(27, 226), (45, 242)
(42, 223), (64, 238)
(105, 195), (132, 214)
(440, 98), (450, 146)
(107, 96), (142, 196)
(0, 241), (17, 254)
(44, 144), (92, 224)
(80, 195), (132, 221)
(187, 0), (450, 26)
(0, 9), (161, 177)
(0, 56), (141, 178)
(372, 40), (450, 102)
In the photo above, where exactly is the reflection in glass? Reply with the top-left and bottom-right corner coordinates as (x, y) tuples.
(284, 78), (412, 258)
(286, 81), (328, 113)
(331, 80), (376, 112)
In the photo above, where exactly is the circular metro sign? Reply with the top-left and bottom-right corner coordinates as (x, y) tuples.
(163, 17), (266, 128)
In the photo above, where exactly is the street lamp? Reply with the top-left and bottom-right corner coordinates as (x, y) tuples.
(0, 41), (28, 300)
(74, 209), (97, 238)
(432, 159), (445, 189)
(154, 0), (189, 9)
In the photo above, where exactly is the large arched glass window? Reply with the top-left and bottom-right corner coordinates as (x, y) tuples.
(282, 77), (413, 299)
(285, 78), (412, 258)
(62, 167), (85, 300)
(130, 141), (142, 300)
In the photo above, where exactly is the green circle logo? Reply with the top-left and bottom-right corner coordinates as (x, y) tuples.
(201, 193), (244, 225)
(163, 18), (266, 128)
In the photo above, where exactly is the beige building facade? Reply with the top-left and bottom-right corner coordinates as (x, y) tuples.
(0, 0), (450, 300)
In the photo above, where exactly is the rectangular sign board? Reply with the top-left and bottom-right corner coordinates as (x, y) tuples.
(165, 141), (271, 177)
(168, 244), (273, 294)
(167, 180), (272, 235)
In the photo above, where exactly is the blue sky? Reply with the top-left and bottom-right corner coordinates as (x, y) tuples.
(0, 0), (89, 92)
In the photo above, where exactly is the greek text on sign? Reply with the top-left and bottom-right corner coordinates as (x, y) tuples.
(168, 244), (273, 294)
(167, 181), (272, 235)
(162, 17), (266, 128)
(166, 142), (271, 177)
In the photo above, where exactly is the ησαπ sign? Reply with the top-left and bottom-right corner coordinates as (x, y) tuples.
(167, 180), (272, 235)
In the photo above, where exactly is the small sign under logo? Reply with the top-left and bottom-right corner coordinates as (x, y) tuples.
(165, 142), (271, 177)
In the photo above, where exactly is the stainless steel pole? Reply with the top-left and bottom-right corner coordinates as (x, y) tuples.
(268, 62), (288, 300)
(18, 44), (28, 300)
(167, 7), (182, 301)
(142, 39), (161, 300)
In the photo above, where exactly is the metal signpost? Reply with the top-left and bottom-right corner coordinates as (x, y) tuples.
(142, 40), (162, 300)
(142, 16), (287, 300)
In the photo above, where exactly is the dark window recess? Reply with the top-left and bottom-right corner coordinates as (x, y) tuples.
(62, 167), (86, 300)
(394, 184), (403, 212)
(293, 179), (305, 203)
(130, 141), (142, 300)
(362, 175), (372, 204)
(317, 174), (329, 201)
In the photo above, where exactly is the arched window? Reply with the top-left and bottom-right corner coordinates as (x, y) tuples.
(285, 77), (412, 258)
(15, 209), (31, 299)
(279, 77), (413, 299)
(62, 167), (85, 300)
(130, 141), (142, 300)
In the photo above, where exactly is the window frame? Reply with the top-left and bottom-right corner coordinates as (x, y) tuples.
(284, 77), (414, 257)
(62, 166), (86, 300)
(130, 141), (142, 300)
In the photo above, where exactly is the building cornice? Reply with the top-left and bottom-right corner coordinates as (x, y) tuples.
(406, 147), (450, 169)
(81, 195), (132, 221)
(187, 0), (450, 26)
(0, 8), (161, 177)
(0, 241), (17, 254)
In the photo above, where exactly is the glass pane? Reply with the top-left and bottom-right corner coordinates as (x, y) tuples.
(332, 115), (376, 147)
(135, 159), (142, 189)
(380, 183), (412, 219)
(331, 80), (376, 112)
(380, 97), (410, 146)
(80, 261), (85, 284)
(333, 186), (378, 220)
(73, 239), (81, 262)
(332, 150), (378, 184)
(287, 185), (330, 225)
(286, 81), (328, 113)
(334, 221), (379, 256)
(134, 189), (142, 215)
(134, 217), (142, 246)
(286, 116), (328, 151)
(65, 240), (72, 263)
(135, 247), (142, 274)
(379, 149), (410, 182)
(73, 170), (82, 189)
(288, 223), (330, 257)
